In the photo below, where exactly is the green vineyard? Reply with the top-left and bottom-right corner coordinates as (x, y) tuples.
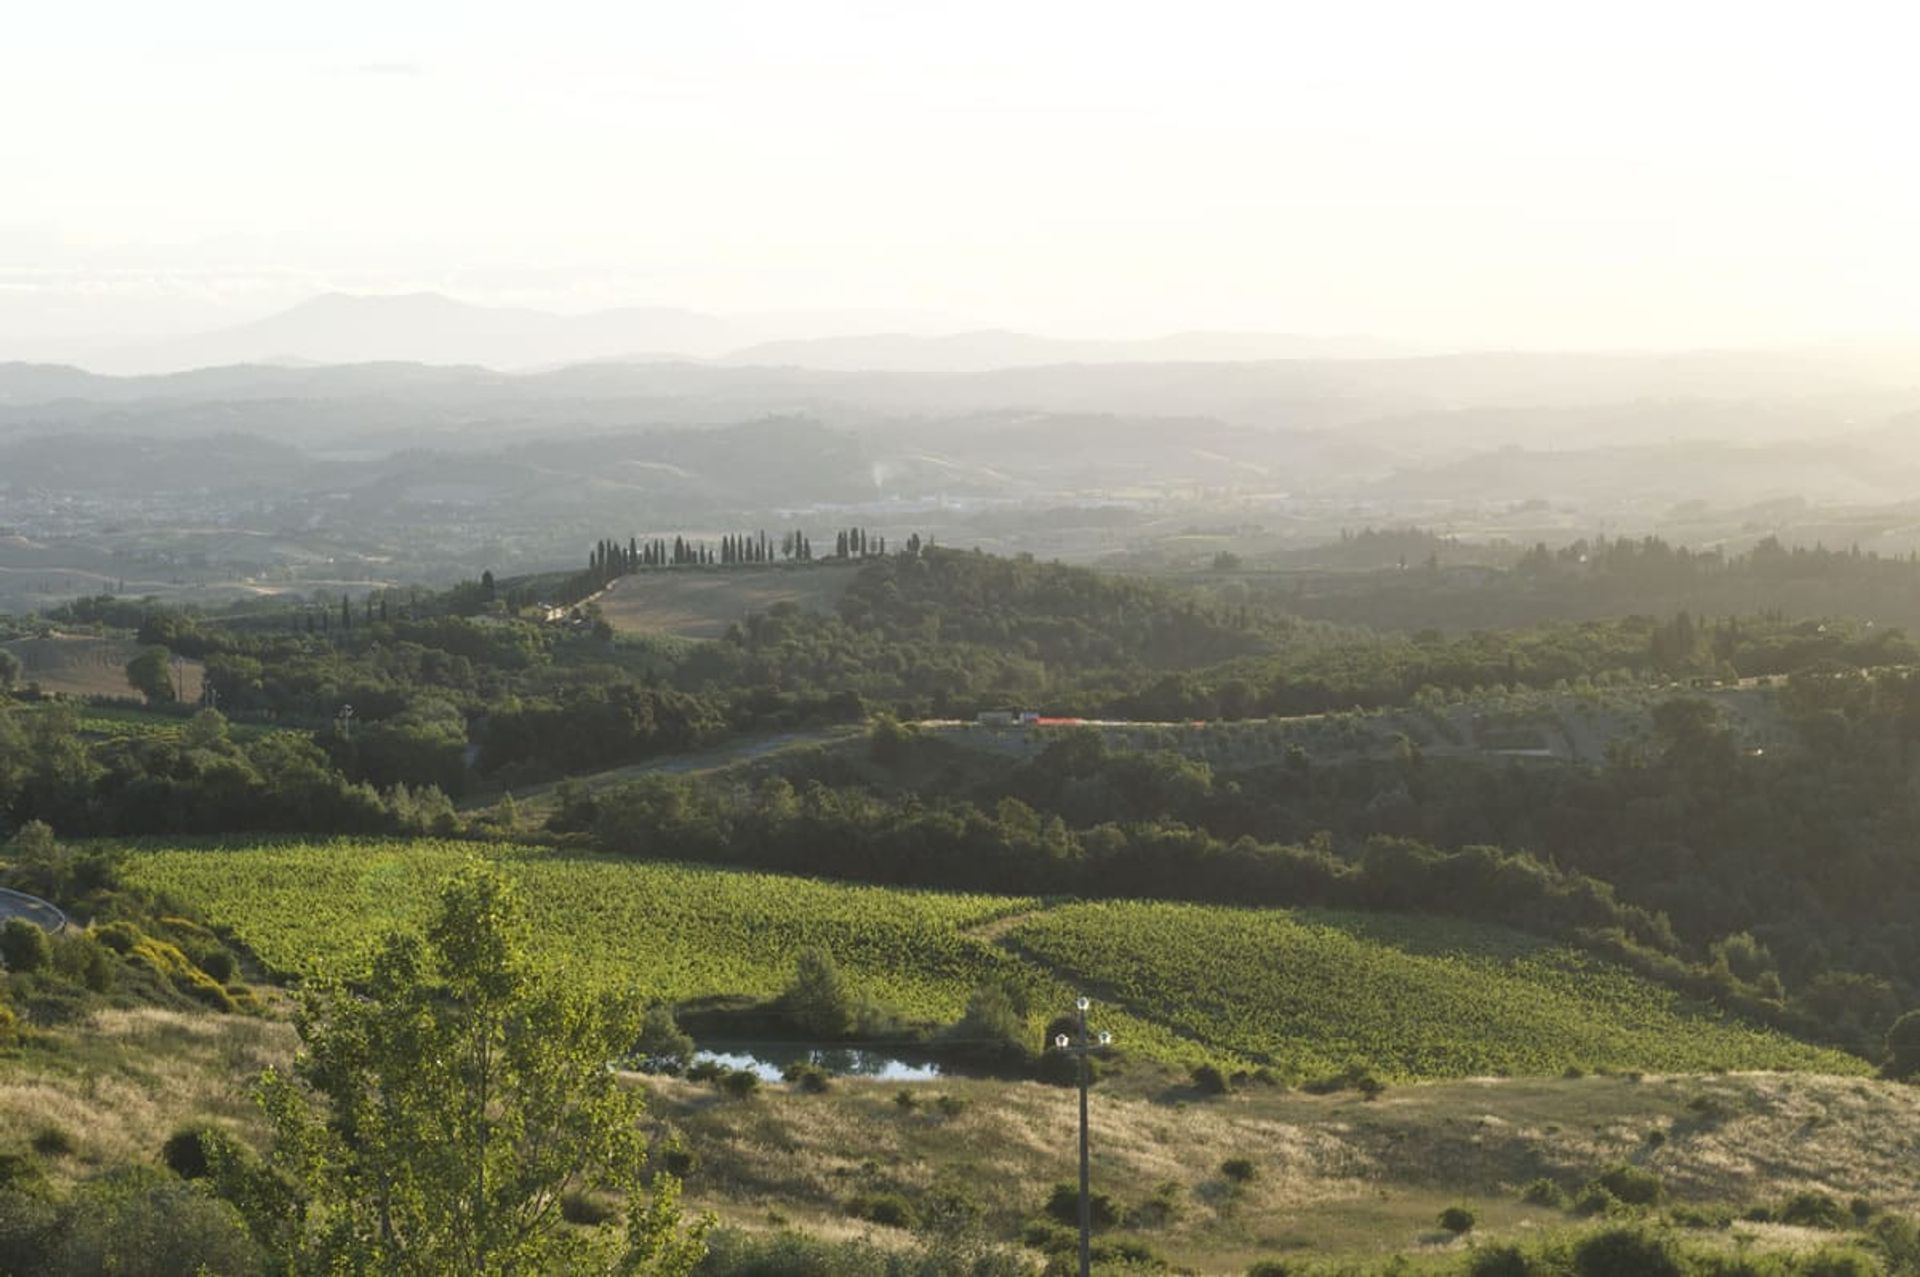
(121, 839), (1866, 1078)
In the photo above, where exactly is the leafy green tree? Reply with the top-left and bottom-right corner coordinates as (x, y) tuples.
(0, 918), (52, 973)
(252, 862), (708, 1275)
(782, 946), (854, 1039)
(0, 648), (20, 692)
(125, 647), (176, 703)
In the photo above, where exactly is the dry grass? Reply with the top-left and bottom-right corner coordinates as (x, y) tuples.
(0, 1008), (293, 1174)
(643, 1068), (1920, 1272)
(2, 634), (206, 700)
(594, 566), (859, 639)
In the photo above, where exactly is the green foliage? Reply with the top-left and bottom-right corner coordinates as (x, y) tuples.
(124, 647), (177, 704)
(1885, 1010), (1920, 1079)
(784, 946), (855, 1039)
(121, 839), (1858, 1078)
(1590, 1164), (1666, 1208)
(1520, 1178), (1570, 1209)
(635, 1003), (697, 1074)
(251, 861), (709, 1274)
(0, 918), (52, 973)
(1437, 1204), (1476, 1234)
(1044, 1180), (1124, 1229)
(1572, 1227), (1685, 1277)
(1191, 1064), (1231, 1095)
(844, 1191), (917, 1229)
(1219, 1157), (1258, 1184)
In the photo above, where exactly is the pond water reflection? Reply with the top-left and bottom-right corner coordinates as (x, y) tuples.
(693, 1043), (944, 1082)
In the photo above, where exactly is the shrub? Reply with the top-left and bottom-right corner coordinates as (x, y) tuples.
(51, 932), (114, 993)
(94, 921), (143, 955)
(1438, 1204), (1476, 1234)
(1591, 1163), (1664, 1207)
(1220, 1157), (1259, 1184)
(1044, 1181), (1124, 1229)
(782, 1061), (831, 1093)
(1798, 1248), (1886, 1277)
(1467, 1244), (1535, 1277)
(633, 1003), (695, 1074)
(560, 1191), (618, 1225)
(660, 1146), (696, 1179)
(892, 1089), (918, 1111)
(932, 1093), (970, 1119)
(0, 920), (51, 974)
(197, 949), (236, 983)
(28, 1129), (72, 1159)
(1574, 1185), (1621, 1217)
(162, 1128), (213, 1180)
(1130, 1181), (1184, 1228)
(1191, 1064), (1231, 1095)
(56, 1169), (263, 1276)
(719, 1069), (761, 1100)
(845, 1192), (917, 1229)
(685, 1059), (723, 1082)
(1572, 1226), (1684, 1277)
(1780, 1191), (1850, 1230)
(1520, 1178), (1569, 1209)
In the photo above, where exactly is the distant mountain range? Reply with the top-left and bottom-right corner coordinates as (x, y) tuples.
(20, 291), (1442, 375)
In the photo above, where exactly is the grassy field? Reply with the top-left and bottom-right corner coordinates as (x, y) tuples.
(594, 564), (860, 639)
(650, 1068), (1920, 1269)
(3, 1007), (1909, 1272)
(118, 839), (1862, 1079)
(2, 633), (205, 700)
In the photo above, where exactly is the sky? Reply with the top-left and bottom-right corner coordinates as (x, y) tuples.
(4, 0), (1920, 349)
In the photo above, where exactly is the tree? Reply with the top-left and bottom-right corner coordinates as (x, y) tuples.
(0, 647), (20, 692)
(126, 647), (176, 703)
(1887, 1010), (1920, 1080)
(252, 863), (708, 1275)
(782, 946), (854, 1039)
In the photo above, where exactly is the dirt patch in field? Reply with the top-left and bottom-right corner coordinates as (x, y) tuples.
(594, 566), (860, 639)
(3, 634), (205, 700)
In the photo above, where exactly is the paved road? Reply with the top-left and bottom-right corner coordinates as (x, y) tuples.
(0, 887), (66, 933)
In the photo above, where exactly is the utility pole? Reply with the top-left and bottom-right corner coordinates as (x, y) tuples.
(1054, 995), (1112, 1277)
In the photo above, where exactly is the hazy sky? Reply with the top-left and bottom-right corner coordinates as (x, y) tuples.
(5, 0), (1919, 347)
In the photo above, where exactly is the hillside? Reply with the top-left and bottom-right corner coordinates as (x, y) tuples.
(118, 839), (1857, 1079)
(595, 563), (862, 639)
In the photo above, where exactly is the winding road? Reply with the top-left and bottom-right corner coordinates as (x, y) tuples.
(0, 887), (66, 933)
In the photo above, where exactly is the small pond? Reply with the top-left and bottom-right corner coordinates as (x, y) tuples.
(693, 1043), (945, 1083)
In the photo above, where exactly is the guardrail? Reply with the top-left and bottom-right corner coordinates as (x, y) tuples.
(0, 886), (66, 934)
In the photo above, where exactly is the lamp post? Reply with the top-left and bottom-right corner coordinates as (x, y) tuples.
(1054, 995), (1112, 1277)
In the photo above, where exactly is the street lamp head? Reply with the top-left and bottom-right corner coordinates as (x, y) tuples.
(1076, 996), (1091, 1012)
(1054, 1033), (1070, 1050)
(1098, 1031), (1112, 1046)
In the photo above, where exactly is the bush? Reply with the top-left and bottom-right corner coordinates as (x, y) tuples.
(1191, 1064), (1231, 1095)
(1220, 1157), (1258, 1184)
(1438, 1204), (1476, 1234)
(933, 1093), (970, 1119)
(53, 1169), (263, 1277)
(1572, 1226), (1684, 1277)
(845, 1192), (917, 1229)
(0, 920), (51, 974)
(633, 1003), (695, 1074)
(1467, 1244), (1535, 1277)
(1780, 1191), (1851, 1230)
(1591, 1163), (1665, 1207)
(1798, 1249), (1886, 1277)
(28, 1129), (72, 1159)
(1044, 1180), (1124, 1229)
(1130, 1181), (1184, 1228)
(719, 1069), (761, 1100)
(1574, 1185), (1621, 1217)
(892, 1089), (918, 1111)
(50, 933), (114, 993)
(162, 1128), (213, 1180)
(196, 949), (236, 983)
(560, 1190), (618, 1225)
(782, 1061), (831, 1093)
(1520, 1178), (1570, 1209)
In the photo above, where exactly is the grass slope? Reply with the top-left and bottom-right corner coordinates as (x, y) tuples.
(119, 839), (1863, 1078)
